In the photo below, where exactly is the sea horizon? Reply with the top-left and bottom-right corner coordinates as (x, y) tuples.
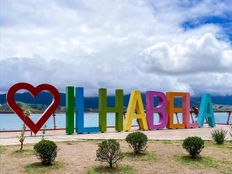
(0, 112), (231, 131)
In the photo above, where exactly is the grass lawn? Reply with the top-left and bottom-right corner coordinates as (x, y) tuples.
(12, 149), (35, 158)
(87, 164), (133, 174)
(24, 161), (64, 174)
(0, 145), (7, 153)
(123, 151), (156, 161)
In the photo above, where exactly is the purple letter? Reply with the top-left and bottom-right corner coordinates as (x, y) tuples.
(146, 91), (168, 130)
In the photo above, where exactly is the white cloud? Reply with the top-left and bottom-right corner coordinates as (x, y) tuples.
(0, 0), (231, 96)
(139, 33), (232, 74)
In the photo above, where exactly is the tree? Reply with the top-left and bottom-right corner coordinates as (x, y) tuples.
(18, 108), (31, 151)
(96, 139), (123, 169)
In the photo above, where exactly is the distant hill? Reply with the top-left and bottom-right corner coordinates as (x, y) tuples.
(0, 92), (231, 110)
(0, 92), (65, 106)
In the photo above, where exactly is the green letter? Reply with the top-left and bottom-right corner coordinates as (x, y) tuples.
(99, 88), (124, 132)
(66, 86), (75, 134)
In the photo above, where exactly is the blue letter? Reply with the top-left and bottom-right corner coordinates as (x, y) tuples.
(198, 93), (215, 127)
(76, 87), (99, 133)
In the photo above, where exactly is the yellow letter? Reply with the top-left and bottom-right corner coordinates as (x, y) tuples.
(124, 90), (148, 131)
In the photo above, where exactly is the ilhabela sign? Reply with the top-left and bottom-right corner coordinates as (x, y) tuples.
(7, 83), (216, 134)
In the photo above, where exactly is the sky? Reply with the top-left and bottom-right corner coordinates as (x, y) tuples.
(0, 0), (232, 96)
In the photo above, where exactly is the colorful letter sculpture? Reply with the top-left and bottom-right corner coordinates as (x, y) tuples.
(183, 93), (198, 128)
(66, 86), (75, 134)
(166, 92), (189, 129)
(76, 87), (99, 133)
(99, 88), (124, 132)
(124, 90), (148, 131)
(146, 91), (168, 130)
(198, 93), (215, 127)
(6, 82), (217, 134)
(7, 83), (60, 134)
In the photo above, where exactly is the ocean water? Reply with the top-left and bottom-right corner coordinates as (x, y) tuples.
(0, 113), (231, 131)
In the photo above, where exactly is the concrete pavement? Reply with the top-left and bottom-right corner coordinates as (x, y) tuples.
(0, 124), (231, 145)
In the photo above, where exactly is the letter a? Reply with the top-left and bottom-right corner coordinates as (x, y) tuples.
(124, 90), (148, 131)
(198, 93), (215, 127)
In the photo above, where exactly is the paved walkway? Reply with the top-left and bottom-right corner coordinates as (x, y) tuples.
(0, 125), (231, 145)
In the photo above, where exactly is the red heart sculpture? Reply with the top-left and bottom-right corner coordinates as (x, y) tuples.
(7, 83), (60, 134)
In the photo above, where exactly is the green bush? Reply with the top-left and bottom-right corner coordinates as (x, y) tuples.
(96, 139), (123, 169)
(182, 136), (204, 158)
(211, 129), (227, 144)
(126, 132), (148, 155)
(34, 140), (57, 165)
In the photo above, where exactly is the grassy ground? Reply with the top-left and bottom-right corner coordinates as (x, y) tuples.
(123, 151), (156, 161)
(0, 145), (7, 153)
(12, 149), (35, 158)
(0, 140), (231, 174)
(87, 164), (134, 174)
(24, 161), (64, 174)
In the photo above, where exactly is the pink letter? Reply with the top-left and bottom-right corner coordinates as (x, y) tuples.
(146, 91), (168, 130)
(183, 93), (198, 128)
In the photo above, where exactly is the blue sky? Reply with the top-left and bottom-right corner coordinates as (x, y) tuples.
(0, 0), (232, 96)
(182, 11), (232, 42)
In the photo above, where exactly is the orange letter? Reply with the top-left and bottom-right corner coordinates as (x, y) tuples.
(166, 92), (197, 129)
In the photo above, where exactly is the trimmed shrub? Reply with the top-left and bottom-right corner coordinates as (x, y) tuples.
(34, 140), (57, 165)
(126, 132), (148, 155)
(182, 136), (204, 158)
(211, 129), (227, 145)
(96, 139), (123, 169)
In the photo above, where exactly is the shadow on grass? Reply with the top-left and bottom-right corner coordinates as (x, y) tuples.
(124, 151), (156, 161)
(87, 164), (133, 174)
(24, 161), (63, 174)
(12, 149), (35, 158)
(174, 154), (220, 168)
